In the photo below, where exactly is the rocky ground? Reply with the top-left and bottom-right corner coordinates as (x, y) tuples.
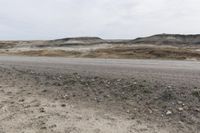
(0, 57), (200, 133)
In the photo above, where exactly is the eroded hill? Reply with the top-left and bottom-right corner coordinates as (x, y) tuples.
(132, 34), (200, 45)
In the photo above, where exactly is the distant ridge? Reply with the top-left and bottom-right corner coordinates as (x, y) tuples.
(132, 34), (200, 45)
(54, 34), (200, 45)
(1, 34), (200, 48)
(54, 37), (105, 43)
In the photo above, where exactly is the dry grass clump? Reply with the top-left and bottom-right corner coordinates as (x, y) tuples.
(86, 46), (200, 60)
(1, 45), (200, 60)
(13, 50), (82, 57)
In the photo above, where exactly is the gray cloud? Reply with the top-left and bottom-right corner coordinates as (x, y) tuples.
(0, 0), (200, 40)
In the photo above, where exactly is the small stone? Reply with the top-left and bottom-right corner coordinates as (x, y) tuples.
(39, 108), (45, 113)
(167, 85), (172, 89)
(131, 116), (135, 120)
(42, 89), (47, 93)
(117, 79), (122, 82)
(19, 99), (25, 102)
(177, 101), (183, 105)
(166, 110), (172, 115)
(49, 124), (57, 128)
(106, 84), (110, 87)
(40, 126), (47, 130)
(178, 107), (184, 111)
(10, 101), (15, 104)
(133, 82), (137, 85)
(63, 95), (70, 100)
(95, 98), (101, 103)
(24, 105), (31, 108)
(148, 109), (153, 114)
(104, 95), (110, 98)
(61, 104), (66, 107)
(194, 108), (200, 112)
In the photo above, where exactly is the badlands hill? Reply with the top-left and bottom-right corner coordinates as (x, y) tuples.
(1, 34), (200, 48)
(132, 34), (200, 45)
(1, 34), (200, 60)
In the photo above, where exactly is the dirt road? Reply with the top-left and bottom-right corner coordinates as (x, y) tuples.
(0, 56), (200, 133)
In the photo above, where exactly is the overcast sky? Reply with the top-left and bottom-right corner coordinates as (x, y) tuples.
(0, 0), (200, 40)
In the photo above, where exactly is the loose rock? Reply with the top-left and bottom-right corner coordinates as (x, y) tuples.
(166, 110), (172, 115)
